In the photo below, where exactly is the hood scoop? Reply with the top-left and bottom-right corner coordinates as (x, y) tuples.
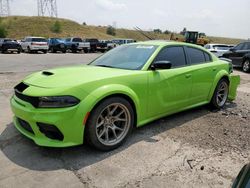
(42, 71), (54, 76)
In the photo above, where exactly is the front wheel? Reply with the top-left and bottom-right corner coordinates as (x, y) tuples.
(242, 60), (250, 73)
(210, 78), (229, 109)
(85, 97), (134, 151)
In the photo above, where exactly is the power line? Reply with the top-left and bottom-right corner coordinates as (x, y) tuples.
(37, 0), (57, 17)
(0, 0), (10, 17)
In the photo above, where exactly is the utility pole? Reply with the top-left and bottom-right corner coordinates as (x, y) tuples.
(0, 0), (10, 17)
(37, 0), (57, 17)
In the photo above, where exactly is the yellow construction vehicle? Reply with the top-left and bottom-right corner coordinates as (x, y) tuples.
(170, 31), (210, 46)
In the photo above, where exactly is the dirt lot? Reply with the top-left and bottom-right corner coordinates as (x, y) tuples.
(0, 53), (249, 188)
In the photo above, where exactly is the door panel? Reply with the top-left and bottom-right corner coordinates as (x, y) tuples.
(147, 67), (193, 118)
(189, 63), (216, 104)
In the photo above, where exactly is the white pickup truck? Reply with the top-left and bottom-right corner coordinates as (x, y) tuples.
(64, 37), (90, 53)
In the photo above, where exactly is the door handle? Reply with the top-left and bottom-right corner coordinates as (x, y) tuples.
(185, 74), (191, 78)
(212, 67), (217, 71)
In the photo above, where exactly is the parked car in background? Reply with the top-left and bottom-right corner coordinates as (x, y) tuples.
(222, 41), (250, 72)
(0, 38), (21, 53)
(112, 38), (136, 46)
(48, 38), (67, 53)
(99, 40), (116, 50)
(21, 37), (49, 54)
(11, 41), (240, 150)
(84, 38), (109, 53)
(64, 37), (90, 53)
(204, 43), (233, 57)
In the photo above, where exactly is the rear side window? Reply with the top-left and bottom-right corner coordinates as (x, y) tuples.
(204, 52), (211, 62)
(186, 47), (206, 65)
(234, 43), (244, 50)
(242, 42), (250, 50)
(204, 45), (210, 49)
(72, 38), (82, 42)
(155, 46), (186, 68)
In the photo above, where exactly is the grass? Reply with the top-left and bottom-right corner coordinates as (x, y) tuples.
(0, 16), (245, 44)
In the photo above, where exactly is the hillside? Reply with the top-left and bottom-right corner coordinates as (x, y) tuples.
(0, 16), (244, 44)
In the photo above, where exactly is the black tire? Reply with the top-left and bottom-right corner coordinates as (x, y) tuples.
(52, 48), (57, 53)
(242, 59), (250, 73)
(17, 50), (21, 54)
(62, 49), (67, 53)
(85, 97), (134, 151)
(43, 50), (48, 54)
(210, 78), (229, 109)
(83, 49), (89, 53)
(27, 46), (31, 53)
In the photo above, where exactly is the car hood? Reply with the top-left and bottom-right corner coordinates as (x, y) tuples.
(23, 65), (135, 88)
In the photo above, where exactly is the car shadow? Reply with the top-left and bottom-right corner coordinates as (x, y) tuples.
(0, 103), (236, 172)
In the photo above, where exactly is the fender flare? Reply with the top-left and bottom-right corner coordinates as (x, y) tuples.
(81, 84), (141, 124)
(208, 70), (229, 101)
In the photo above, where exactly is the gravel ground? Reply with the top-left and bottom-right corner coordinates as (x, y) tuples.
(0, 53), (249, 188)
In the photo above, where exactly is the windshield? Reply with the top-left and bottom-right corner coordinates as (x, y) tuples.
(90, 44), (158, 70)
(213, 45), (230, 50)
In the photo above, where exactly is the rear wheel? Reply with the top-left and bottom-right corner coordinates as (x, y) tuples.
(85, 97), (134, 151)
(242, 59), (250, 73)
(43, 50), (48, 54)
(210, 78), (229, 109)
(27, 46), (31, 53)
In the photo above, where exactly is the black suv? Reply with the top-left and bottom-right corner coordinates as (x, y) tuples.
(48, 38), (67, 53)
(84, 38), (108, 53)
(0, 38), (21, 53)
(222, 41), (250, 73)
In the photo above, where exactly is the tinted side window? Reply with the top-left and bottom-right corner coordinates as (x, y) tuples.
(186, 47), (206, 65)
(155, 46), (186, 68)
(204, 52), (211, 62)
(204, 45), (210, 49)
(234, 43), (244, 50)
(72, 38), (82, 42)
(242, 43), (250, 50)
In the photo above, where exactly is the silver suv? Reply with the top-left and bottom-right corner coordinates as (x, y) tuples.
(21, 37), (49, 53)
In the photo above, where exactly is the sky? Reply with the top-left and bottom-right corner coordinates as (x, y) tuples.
(11, 0), (250, 39)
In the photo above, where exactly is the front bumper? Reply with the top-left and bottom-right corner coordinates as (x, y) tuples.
(10, 95), (85, 147)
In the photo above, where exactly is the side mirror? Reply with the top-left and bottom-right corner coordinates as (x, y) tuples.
(151, 61), (172, 70)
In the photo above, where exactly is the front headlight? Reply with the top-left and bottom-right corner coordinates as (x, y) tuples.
(38, 96), (80, 108)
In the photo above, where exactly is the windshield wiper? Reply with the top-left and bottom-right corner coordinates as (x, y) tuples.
(96, 65), (115, 68)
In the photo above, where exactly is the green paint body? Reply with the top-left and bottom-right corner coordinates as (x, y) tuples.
(10, 41), (240, 147)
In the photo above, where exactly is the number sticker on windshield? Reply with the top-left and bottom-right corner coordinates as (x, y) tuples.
(136, 45), (154, 49)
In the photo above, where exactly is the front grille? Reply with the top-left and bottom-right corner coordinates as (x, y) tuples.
(17, 118), (34, 134)
(37, 123), (64, 141)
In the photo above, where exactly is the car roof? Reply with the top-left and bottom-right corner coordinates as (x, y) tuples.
(134, 40), (206, 50)
(25, 36), (45, 39)
(209, 43), (231, 46)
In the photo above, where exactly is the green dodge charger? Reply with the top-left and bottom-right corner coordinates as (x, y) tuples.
(10, 41), (240, 150)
